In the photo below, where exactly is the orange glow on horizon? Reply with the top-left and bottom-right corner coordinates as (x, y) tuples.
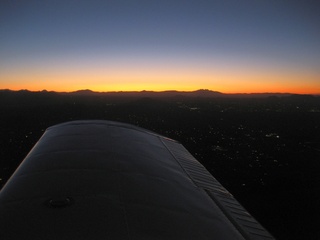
(1, 64), (319, 94)
(3, 80), (319, 95)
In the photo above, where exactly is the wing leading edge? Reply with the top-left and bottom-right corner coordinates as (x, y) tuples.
(0, 120), (274, 240)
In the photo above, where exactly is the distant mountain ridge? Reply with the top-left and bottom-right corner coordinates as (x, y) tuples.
(1, 89), (317, 98)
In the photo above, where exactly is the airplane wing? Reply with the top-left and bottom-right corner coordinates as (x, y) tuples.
(0, 120), (274, 239)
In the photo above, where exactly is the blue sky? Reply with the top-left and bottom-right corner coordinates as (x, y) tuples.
(1, 0), (319, 93)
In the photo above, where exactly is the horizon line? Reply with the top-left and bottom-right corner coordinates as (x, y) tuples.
(1, 88), (319, 96)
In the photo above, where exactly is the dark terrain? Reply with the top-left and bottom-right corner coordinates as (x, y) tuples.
(1, 89), (320, 239)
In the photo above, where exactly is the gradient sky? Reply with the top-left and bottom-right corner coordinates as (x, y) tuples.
(1, 0), (319, 93)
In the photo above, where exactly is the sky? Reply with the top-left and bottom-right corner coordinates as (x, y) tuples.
(1, 0), (319, 94)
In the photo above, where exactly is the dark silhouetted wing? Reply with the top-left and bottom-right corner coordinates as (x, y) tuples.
(0, 120), (274, 240)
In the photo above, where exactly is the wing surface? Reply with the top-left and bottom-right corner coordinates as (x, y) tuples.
(0, 120), (274, 240)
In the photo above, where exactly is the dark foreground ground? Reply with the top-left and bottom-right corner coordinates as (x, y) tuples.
(1, 90), (320, 239)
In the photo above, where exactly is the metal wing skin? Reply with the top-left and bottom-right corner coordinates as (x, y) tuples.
(0, 120), (274, 240)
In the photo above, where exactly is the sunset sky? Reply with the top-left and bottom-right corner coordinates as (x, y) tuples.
(1, 0), (319, 94)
